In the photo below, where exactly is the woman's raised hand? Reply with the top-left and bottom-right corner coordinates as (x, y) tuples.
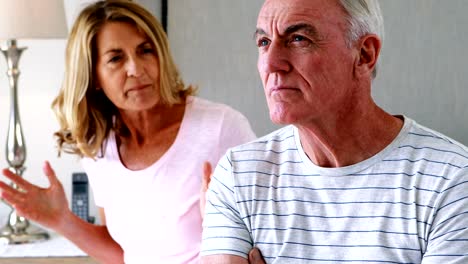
(0, 161), (70, 229)
(200, 161), (213, 219)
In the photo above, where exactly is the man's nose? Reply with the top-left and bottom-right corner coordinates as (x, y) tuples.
(258, 42), (291, 74)
(126, 57), (144, 77)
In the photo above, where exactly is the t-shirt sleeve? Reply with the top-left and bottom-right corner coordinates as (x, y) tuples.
(201, 151), (253, 258)
(422, 168), (468, 263)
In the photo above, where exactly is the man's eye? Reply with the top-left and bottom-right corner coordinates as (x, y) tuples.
(289, 35), (313, 47)
(292, 35), (306, 42)
(257, 38), (270, 47)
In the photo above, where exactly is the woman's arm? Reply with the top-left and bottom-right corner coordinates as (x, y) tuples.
(56, 208), (123, 264)
(0, 162), (124, 264)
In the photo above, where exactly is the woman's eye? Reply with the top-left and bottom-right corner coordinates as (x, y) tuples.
(108, 56), (121, 63)
(143, 48), (154, 54)
(139, 46), (155, 55)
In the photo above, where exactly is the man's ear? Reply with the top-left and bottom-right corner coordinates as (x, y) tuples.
(354, 34), (381, 78)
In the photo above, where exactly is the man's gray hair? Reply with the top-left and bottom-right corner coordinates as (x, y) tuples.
(338, 0), (384, 78)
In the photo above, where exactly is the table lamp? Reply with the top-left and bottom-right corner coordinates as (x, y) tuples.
(0, 0), (67, 244)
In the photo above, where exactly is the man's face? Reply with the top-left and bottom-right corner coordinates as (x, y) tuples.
(256, 0), (359, 126)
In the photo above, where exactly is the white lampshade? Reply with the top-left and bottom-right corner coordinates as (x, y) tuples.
(0, 0), (67, 40)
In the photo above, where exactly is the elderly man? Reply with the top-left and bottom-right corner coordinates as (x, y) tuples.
(201, 0), (468, 263)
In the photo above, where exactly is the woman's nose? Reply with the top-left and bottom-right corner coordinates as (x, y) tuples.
(126, 57), (144, 77)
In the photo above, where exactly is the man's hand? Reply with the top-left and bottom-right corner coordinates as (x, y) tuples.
(200, 161), (213, 218)
(0, 161), (70, 229)
(248, 248), (266, 264)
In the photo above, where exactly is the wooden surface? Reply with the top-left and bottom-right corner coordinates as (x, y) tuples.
(0, 257), (98, 264)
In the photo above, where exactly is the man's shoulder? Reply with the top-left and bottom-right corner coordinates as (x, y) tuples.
(403, 118), (468, 167)
(407, 119), (468, 155)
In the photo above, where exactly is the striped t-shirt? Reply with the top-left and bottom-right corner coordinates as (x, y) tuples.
(201, 116), (468, 263)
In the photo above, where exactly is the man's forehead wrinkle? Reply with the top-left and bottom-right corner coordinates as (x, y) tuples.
(257, 5), (337, 36)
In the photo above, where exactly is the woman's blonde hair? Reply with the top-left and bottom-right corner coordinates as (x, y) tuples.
(52, 0), (195, 158)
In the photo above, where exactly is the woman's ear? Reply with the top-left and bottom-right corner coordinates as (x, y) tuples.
(354, 34), (382, 78)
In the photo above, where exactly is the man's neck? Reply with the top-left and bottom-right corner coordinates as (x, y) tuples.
(296, 104), (403, 168)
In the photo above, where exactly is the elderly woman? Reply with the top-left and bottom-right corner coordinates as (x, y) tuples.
(0, 1), (255, 263)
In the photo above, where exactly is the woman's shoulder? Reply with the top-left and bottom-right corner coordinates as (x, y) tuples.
(80, 131), (119, 168)
(183, 96), (255, 138)
(189, 96), (233, 110)
(188, 96), (247, 120)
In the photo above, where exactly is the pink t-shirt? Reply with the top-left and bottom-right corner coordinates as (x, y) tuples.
(81, 97), (256, 263)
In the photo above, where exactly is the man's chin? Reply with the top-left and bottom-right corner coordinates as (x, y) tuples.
(269, 112), (296, 125)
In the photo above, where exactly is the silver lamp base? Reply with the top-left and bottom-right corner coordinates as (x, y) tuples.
(0, 225), (49, 245)
(0, 39), (49, 244)
(0, 210), (49, 244)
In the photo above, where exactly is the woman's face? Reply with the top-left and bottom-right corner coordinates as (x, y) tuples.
(94, 21), (161, 112)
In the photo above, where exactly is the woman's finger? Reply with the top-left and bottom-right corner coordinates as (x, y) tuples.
(1, 168), (32, 190)
(200, 161), (214, 219)
(0, 184), (27, 206)
(42, 161), (59, 185)
(0, 181), (22, 195)
(202, 161), (213, 192)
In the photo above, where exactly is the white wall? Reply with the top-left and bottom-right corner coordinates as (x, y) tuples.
(374, 0), (468, 145)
